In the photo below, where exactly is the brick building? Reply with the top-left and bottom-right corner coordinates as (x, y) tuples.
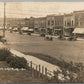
(54, 15), (64, 35)
(46, 15), (56, 35)
(39, 17), (46, 34)
(73, 10), (84, 37)
(34, 18), (40, 33)
(28, 17), (34, 29)
(63, 13), (75, 36)
(46, 14), (64, 35)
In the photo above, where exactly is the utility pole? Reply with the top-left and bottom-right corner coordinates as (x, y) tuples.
(3, 2), (6, 37)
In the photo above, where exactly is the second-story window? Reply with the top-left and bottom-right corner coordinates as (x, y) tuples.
(67, 22), (70, 26)
(51, 20), (54, 26)
(48, 20), (50, 26)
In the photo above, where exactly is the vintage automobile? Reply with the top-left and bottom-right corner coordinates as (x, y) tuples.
(21, 27), (29, 33)
(12, 27), (18, 32)
(44, 35), (53, 41)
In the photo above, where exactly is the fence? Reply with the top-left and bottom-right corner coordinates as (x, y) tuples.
(27, 61), (54, 79)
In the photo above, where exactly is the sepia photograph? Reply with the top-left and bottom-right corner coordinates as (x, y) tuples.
(0, 1), (84, 83)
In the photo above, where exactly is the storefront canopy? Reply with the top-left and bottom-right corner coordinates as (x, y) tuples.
(73, 28), (84, 34)
(21, 27), (29, 31)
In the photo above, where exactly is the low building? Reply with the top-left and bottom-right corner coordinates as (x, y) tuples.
(6, 18), (25, 30)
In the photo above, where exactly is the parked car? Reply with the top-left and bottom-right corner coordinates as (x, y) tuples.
(28, 29), (34, 33)
(44, 35), (53, 41)
(12, 27), (18, 32)
(27, 32), (31, 35)
(68, 37), (77, 41)
(21, 27), (29, 33)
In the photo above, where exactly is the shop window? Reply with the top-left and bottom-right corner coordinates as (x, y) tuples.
(48, 20), (50, 26)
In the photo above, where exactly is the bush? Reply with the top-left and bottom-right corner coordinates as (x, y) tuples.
(0, 48), (28, 69)
(6, 56), (14, 63)
(8, 56), (28, 69)
(0, 48), (11, 61)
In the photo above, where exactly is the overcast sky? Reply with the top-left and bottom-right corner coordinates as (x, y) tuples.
(0, 2), (84, 18)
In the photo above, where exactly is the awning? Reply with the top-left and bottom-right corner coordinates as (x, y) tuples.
(21, 27), (28, 31)
(28, 29), (34, 31)
(13, 28), (18, 30)
(73, 28), (84, 34)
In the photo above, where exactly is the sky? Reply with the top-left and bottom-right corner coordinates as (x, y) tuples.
(0, 2), (84, 18)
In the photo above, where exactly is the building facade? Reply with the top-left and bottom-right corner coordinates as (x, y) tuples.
(72, 10), (84, 37)
(54, 15), (64, 35)
(24, 18), (30, 27)
(73, 10), (84, 28)
(39, 17), (46, 34)
(28, 17), (34, 29)
(6, 18), (25, 29)
(34, 18), (40, 33)
(1, 9), (84, 37)
(46, 15), (56, 35)
(63, 13), (75, 36)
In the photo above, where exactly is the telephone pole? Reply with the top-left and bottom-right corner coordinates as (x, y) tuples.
(3, 2), (6, 37)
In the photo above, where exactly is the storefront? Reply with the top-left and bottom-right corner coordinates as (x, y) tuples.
(64, 28), (74, 36)
(54, 29), (63, 36)
(73, 28), (84, 38)
(47, 28), (53, 35)
(34, 27), (39, 33)
(40, 28), (46, 34)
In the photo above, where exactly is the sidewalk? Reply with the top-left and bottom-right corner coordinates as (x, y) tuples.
(10, 49), (62, 77)
(31, 33), (40, 37)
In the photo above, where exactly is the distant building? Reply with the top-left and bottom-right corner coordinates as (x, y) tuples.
(6, 18), (25, 29)
(54, 15), (64, 35)
(34, 17), (46, 34)
(29, 17), (34, 29)
(72, 10), (84, 36)
(63, 13), (75, 36)
(34, 18), (40, 33)
(24, 18), (30, 27)
(73, 10), (84, 28)
(46, 14), (64, 35)
(46, 15), (56, 35)
(39, 17), (46, 34)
